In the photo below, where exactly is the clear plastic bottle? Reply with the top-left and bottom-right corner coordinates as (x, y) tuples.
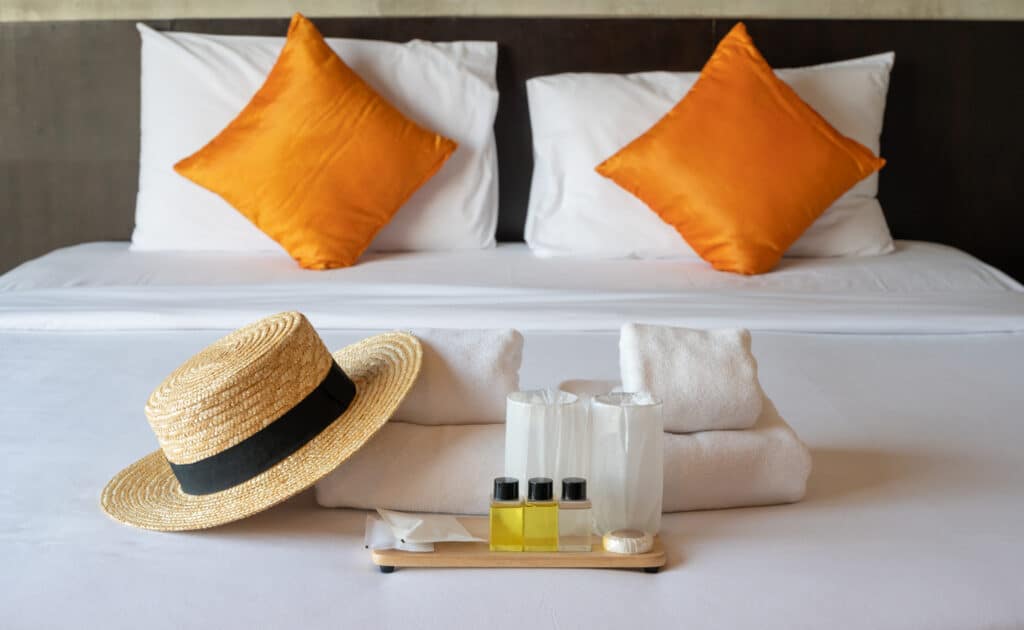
(523, 477), (559, 552)
(489, 477), (524, 552)
(558, 477), (593, 552)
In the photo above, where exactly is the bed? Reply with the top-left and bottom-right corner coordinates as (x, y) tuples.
(3, 14), (1024, 630)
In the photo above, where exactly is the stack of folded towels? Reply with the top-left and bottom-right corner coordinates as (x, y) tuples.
(316, 324), (812, 514)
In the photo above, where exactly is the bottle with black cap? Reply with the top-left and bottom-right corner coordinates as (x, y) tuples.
(558, 477), (593, 552)
(489, 477), (524, 552)
(523, 477), (559, 552)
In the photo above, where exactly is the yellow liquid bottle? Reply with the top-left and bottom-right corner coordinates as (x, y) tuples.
(489, 477), (524, 551)
(524, 477), (559, 552)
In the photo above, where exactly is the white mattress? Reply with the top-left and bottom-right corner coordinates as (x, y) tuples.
(2, 242), (1024, 628)
(1, 241), (1023, 333)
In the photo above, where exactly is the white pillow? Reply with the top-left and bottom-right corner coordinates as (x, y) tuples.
(132, 24), (498, 253)
(525, 53), (895, 259)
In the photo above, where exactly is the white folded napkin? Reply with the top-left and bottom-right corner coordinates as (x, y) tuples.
(620, 323), (764, 432)
(315, 396), (811, 514)
(395, 328), (523, 425)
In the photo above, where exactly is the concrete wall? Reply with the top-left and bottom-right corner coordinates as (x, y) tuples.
(3, 0), (1023, 22)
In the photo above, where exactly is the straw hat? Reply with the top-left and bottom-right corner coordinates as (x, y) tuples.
(101, 311), (422, 531)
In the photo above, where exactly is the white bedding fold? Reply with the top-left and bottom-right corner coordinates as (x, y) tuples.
(1, 241), (1022, 334)
(2, 283), (1023, 333)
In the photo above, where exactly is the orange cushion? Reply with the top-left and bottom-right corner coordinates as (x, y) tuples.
(174, 13), (456, 269)
(596, 23), (885, 275)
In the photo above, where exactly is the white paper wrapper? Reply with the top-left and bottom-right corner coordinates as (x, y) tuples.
(504, 389), (590, 490)
(590, 392), (664, 535)
(363, 513), (434, 552)
(376, 509), (483, 545)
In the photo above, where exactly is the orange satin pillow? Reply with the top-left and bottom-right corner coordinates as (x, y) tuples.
(174, 13), (456, 269)
(596, 23), (885, 275)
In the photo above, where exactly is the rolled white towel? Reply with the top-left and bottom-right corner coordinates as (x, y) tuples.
(620, 323), (763, 432)
(315, 396), (811, 514)
(395, 328), (523, 425)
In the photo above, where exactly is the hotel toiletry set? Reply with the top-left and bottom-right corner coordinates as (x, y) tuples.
(364, 388), (662, 560)
(495, 389), (663, 554)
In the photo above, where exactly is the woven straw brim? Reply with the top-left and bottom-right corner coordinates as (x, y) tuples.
(100, 332), (421, 531)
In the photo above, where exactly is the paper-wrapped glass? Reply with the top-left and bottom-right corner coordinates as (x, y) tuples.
(504, 390), (589, 490)
(590, 392), (664, 535)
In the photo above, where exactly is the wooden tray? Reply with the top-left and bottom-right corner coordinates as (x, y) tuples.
(371, 516), (666, 573)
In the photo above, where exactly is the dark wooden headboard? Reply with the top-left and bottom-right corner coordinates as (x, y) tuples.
(2, 18), (1022, 278)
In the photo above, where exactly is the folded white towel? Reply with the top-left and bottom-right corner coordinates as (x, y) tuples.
(315, 396), (811, 514)
(662, 397), (810, 512)
(394, 328), (523, 425)
(317, 423), (502, 513)
(620, 323), (764, 433)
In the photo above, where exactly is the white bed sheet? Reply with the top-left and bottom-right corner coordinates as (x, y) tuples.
(3, 240), (1020, 292)
(2, 241), (1023, 334)
(2, 241), (1024, 628)
(2, 329), (1023, 629)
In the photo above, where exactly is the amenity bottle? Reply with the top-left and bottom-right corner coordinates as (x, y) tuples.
(523, 477), (559, 552)
(489, 477), (524, 551)
(558, 477), (593, 552)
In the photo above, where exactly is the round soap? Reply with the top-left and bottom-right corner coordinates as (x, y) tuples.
(602, 529), (654, 554)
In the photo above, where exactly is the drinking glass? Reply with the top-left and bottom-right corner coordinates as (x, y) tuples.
(589, 392), (663, 535)
(504, 389), (590, 490)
